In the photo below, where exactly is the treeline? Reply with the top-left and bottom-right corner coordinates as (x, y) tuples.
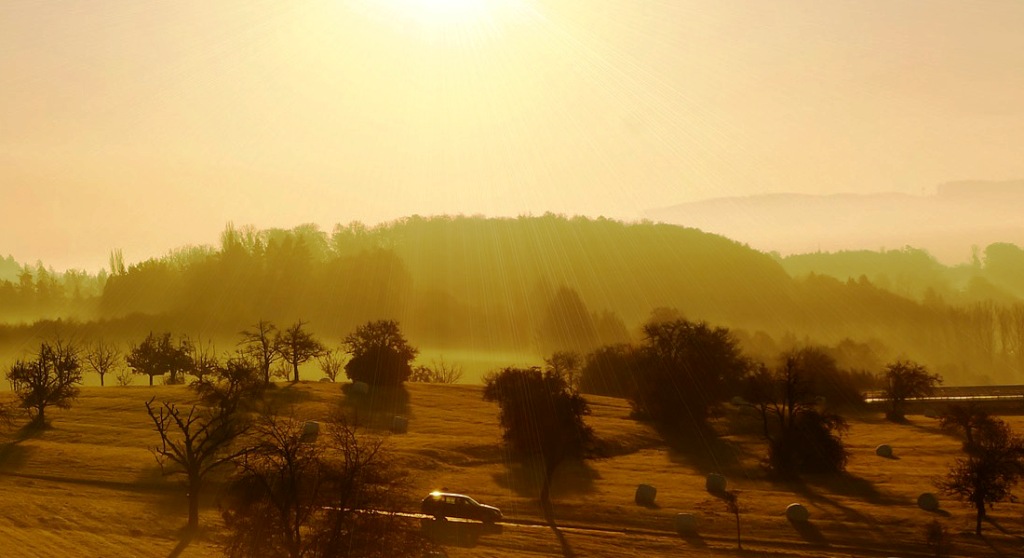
(6, 216), (1024, 383)
(779, 244), (1024, 303)
(0, 256), (105, 322)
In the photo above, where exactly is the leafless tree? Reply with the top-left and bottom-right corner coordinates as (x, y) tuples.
(114, 367), (134, 387)
(239, 320), (281, 385)
(276, 321), (326, 383)
(316, 349), (346, 382)
(145, 394), (249, 530)
(221, 411), (430, 558)
(409, 358), (463, 384)
(936, 416), (1024, 535)
(83, 340), (122, 387)
(544, 351), (582, 392)
(7, 339), (82, 425)
(187, 336), (220, 383)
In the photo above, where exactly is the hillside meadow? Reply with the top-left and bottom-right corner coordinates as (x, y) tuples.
(1, 381), (1023, 557)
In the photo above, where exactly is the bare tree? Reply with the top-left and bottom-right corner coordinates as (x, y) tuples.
(7, 339), (82, 425)
(114, 367), (134, 387)
(240, 320), (281, 386)
(221, 411), (430, 558)
(723, 490), (742, 550)
(145, 393), (249, 530)
(741, 354), (848, 476)
(276, 321), (326, 383)
(936, 416), (1024, 535)
(83, 340), (122, 387)
(544, 351), (582, 392)
(939, 402), (990, 449)
(409, 357), (463, 384)
(187, 336), (220, 383)
(316, 349), (346, 382)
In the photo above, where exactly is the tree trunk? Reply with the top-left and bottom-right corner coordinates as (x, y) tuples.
(149, 374), (154, 386)
(541, 460), (560, 521)
(292, 361), (300, 383)
(975, 500), (985, 535)
(735, 511), (742, 549)
(100, 373), (105, 387)
(188, 476), (200, 531)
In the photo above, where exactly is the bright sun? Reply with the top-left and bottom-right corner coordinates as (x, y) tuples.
(379, 0), (523, 32)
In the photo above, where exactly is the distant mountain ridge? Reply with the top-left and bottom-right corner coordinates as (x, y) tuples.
(646, 180), (1024, 264)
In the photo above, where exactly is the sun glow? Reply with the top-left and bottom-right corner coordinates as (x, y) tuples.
(374, 0), (527, 34)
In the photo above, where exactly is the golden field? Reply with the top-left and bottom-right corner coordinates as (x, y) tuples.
(1, 382), (1023, 557)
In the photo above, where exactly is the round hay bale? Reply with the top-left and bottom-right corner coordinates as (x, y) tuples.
(635, 484), (657, 506)
(730, 396), (746, 406)
(350, 381), (370, 395)
(300, 421), (320, 443)
(786, 503), (810, 523)
(875, 444), (894, 458)
(924, 408), (939, 419)
(391, 415), (409, 434)
(705, 473), (727, 493)
(917, 492), (940, 512)
(319, 377), (332, 383)
(674, 513), (697, 534)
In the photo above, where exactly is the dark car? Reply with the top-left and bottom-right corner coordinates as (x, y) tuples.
(420, 491), (502, 523)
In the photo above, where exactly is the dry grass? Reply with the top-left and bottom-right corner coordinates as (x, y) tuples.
(1, 383), (1023, 557)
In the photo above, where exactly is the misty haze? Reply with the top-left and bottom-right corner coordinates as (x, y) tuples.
(3, 1), (1024, 557)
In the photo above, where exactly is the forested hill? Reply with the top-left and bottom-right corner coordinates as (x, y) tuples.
(95, 216), (795, 350)
(4, 215), (1024, 384)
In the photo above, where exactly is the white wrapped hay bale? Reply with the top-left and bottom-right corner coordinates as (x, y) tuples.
(635, 484), (657, 506)
(674, 513), (697, 534)
(391, 415), (409, 434)
(705, 473), (727, 493)
(875, 444), (894, 458)
(917, 492), (940, 512)
(786, 503), (810, 522)
(350, 381), (370, 395)
(300, 421), (320, 443)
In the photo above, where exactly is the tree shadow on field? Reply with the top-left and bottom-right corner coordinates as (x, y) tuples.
(167, 531), (194, 558)
(789, 519), (827, 546)
(339, 384), (411, 431)
(780, 473), (906, 538)
(659, 422), (753, 475)
(678, 531), (707, 548)
(263, 383), (314, 407)
(0, 420), (50, 472)
(795, 471), (905, 507)
(491, 458), (600, 500)
(906, 419), (950, 438)
(0, 440), (34, 472)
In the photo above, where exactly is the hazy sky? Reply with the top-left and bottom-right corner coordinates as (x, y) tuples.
(3, 0), (1023, 271)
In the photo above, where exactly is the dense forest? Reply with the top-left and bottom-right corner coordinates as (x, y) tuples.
(4, 215), (1024, 385)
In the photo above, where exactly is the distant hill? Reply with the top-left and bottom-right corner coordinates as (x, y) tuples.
(6, 214), (1024, 385)
(646, 180), (1024, 264)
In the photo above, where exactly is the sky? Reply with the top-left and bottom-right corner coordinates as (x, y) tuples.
(3, 0), (1024, 272)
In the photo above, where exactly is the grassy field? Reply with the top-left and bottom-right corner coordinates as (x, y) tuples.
(1, 382), (1023, 557)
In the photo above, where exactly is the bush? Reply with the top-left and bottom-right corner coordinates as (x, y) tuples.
(767, 410), (848, 475)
